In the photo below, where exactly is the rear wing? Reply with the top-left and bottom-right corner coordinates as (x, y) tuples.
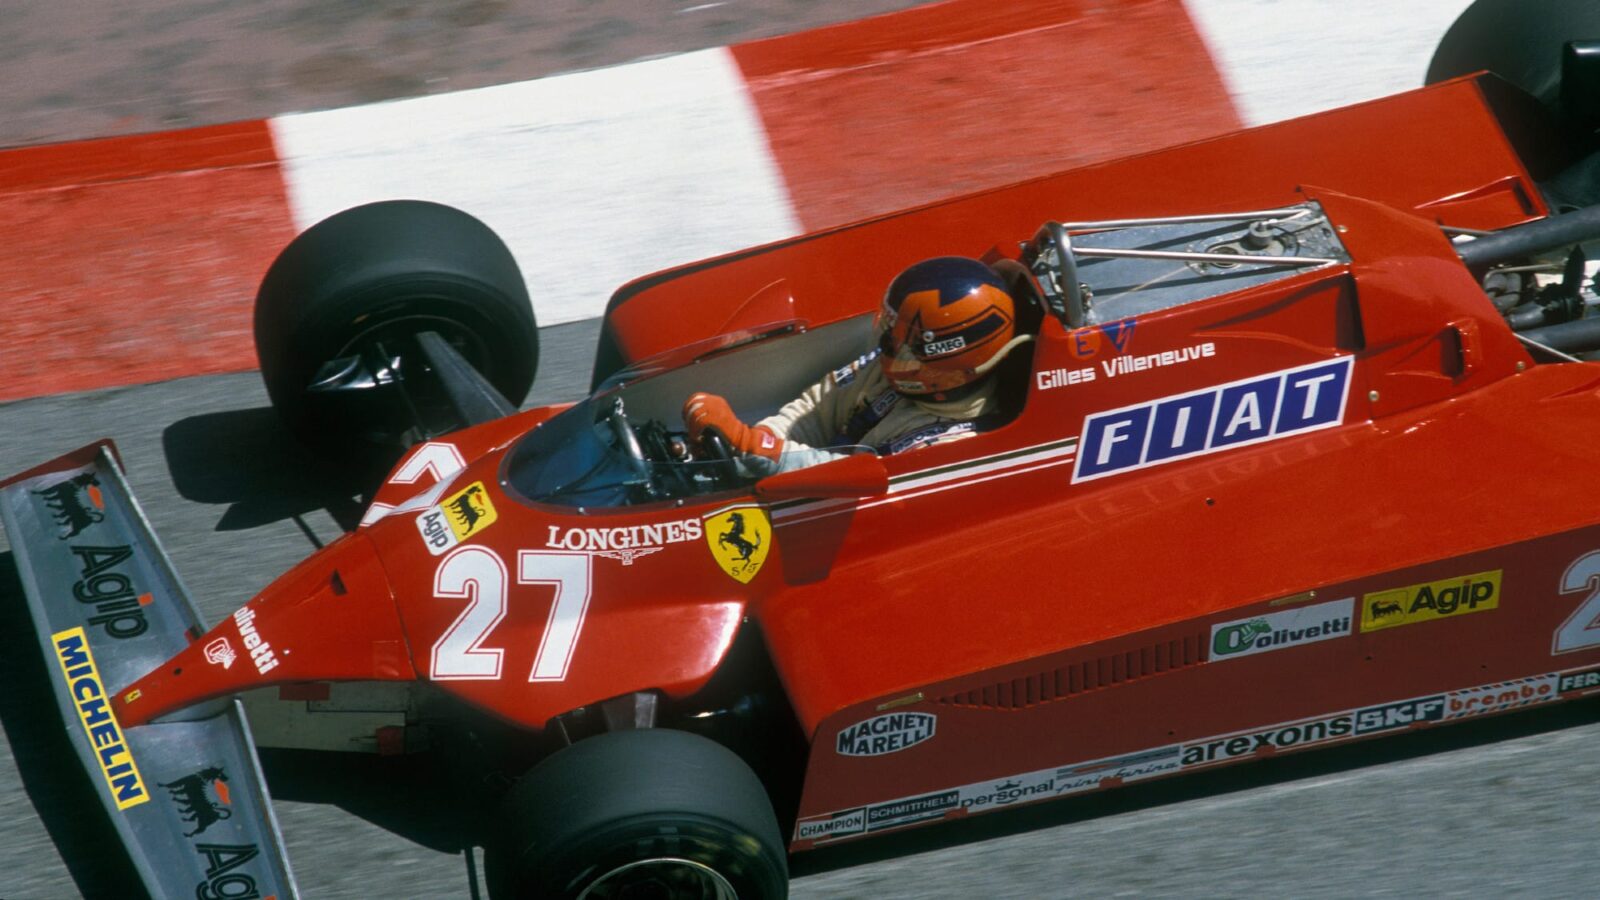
(0, 442), (298, 899)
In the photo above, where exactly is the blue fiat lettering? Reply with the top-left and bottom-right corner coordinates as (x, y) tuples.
(1277, 359), (1349, 431)
(1077, 407), (1151, 478)
(1145, 392), (1215, 463)
(1211, 377), (1280, 447)
(1073, 357), (1352, 482)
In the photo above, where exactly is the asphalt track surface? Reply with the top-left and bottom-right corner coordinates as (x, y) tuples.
(6, 0), (1600, 897)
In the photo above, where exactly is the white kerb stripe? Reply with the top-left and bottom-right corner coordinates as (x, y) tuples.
(269, 48), (801, 327)
(1185, 0), (1477, 127)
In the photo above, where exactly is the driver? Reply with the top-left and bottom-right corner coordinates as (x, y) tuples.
(683, 256), (1032, 474)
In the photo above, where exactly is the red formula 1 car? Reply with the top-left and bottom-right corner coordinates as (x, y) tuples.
(8, 4), (1600, 898)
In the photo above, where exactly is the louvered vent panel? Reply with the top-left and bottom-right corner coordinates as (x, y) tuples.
(937, 633), (1205, 710)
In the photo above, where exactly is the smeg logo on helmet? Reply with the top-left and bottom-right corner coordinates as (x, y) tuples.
(923, 335), (967, 356)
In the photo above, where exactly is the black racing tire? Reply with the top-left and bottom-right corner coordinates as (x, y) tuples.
(254, 200), (537, 455)
(1426, 0), (1600, 108)
(485, 729), (788, 900)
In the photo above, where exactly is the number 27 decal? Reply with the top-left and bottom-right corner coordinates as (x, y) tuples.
(431, 547), (593, 681)
(1556, 550), (1600, 654)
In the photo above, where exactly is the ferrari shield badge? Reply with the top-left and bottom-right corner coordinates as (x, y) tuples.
(704, 506), (771, 584)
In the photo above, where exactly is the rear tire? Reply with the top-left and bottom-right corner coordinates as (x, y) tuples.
(485, 729), (788, 900)
(254, 200), (537, 457)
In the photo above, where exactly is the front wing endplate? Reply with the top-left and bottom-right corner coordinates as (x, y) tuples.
(0, 442), (298, 899)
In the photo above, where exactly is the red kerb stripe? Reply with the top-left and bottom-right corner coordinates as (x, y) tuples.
(732, 0), (1243, 231)
(0, 120), (280, 194)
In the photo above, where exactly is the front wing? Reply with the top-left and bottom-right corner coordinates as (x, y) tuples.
(0, 442), (297, 899)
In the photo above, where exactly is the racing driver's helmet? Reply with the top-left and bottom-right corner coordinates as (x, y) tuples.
(875, 256), (1018, 400)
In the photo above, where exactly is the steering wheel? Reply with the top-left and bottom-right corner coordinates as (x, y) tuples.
(697, 427), (743, 484)
(604, 397), (652, 481)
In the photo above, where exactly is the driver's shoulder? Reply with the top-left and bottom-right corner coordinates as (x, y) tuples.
(827, 348), (881, 390)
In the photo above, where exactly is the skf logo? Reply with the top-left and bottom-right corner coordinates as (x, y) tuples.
(417, 480), (498, 556)
(161, 766), (232, 836)
(1353, 696), (1446, 735)
(34, 471), (105, 539)
(704, 506), (771, 584)
(836, 712), (936, 757)
(1361, 569), (1501, 632)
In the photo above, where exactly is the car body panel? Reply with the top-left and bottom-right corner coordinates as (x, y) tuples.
(792, 522), (1600, 845)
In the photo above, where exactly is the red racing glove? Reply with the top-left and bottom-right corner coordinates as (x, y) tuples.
(683, 392), (784, 461)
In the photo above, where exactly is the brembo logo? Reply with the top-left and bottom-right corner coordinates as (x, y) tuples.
(1073, 356), (1351, 482)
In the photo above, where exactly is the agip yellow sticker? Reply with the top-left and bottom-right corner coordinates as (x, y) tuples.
(705, 506), (771, 584)
(418, 481), (498, 555)
(443, 481), (497, 540)
(1361, 569), (1501, 632)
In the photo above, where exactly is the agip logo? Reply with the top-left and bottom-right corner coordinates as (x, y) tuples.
(417, 480), (498, 556)
(704, 506), (771, 584)
(1361, 569), (1500, 632)
(34, 471), (105, 539)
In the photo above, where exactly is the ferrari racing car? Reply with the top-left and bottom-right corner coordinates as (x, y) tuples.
(7, 2), (1600, 897)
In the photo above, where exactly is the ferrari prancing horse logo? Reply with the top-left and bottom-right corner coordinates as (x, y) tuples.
(705, 507), (771, 584)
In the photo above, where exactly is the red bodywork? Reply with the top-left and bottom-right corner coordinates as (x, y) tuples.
(114, 75), (1600, 850)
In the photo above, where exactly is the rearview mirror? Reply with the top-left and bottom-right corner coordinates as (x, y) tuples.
(753, 453), (889, 501)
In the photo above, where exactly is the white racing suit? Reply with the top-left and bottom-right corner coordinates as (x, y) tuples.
(750, 351), (998, 474)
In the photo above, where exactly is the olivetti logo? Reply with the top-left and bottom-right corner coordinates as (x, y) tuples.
(1072, 357), (1352, 482)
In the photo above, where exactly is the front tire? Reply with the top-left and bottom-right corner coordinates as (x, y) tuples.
(1427, 0), (1600, 109)
(485, 729), (788, 900)
(254, 200), (538, 456)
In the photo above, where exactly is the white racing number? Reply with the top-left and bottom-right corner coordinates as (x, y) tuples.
(520, 551), (594, 681)
(361, 442), (467, 528)
(393, 441), (466, 485)
(431, 547), (508, 679)
(1556, 551), (1600, 654)
(429, 548), (593, 681)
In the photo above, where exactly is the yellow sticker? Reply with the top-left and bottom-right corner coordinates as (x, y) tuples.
(420, 481), (499, 555)
(51, 627), (148, 809)
(1361, 569), (1501, 632)
(705, 507), (772, 584)
(444, 481), (498, 540)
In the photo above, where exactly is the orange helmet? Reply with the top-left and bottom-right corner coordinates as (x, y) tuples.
(875, 257), (1018, 398)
